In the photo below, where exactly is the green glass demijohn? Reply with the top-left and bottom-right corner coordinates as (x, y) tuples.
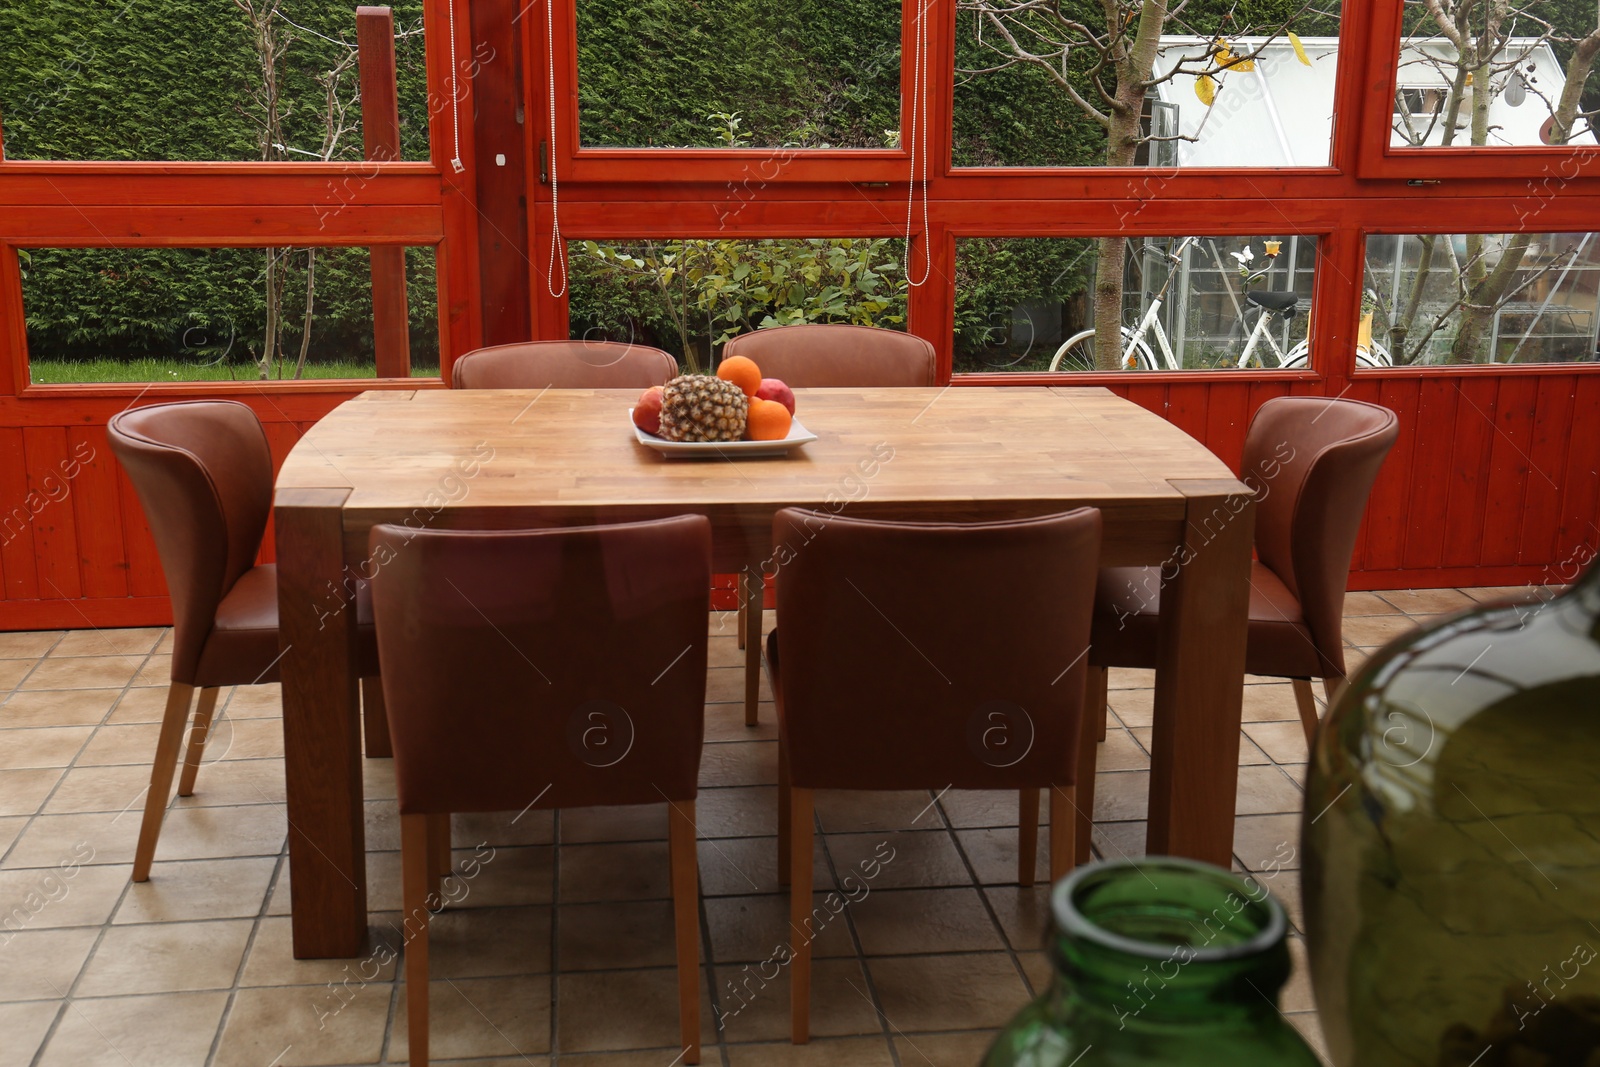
(983, 858), (1321, 1066)
(1303, 560), (1600, 1067)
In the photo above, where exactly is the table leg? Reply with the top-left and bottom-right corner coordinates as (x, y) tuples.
(743, 563), (763, 726)
(276, 490), (368, 958)
(1146, 482), (1254, 867)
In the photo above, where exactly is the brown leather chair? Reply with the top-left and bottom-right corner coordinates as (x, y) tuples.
(106, 400), (386, 883)
(720, 323), (936, 388)
(767, 506), (1101, 1043)
(450, 339), (678, 389)
(369, 516), (711, 1067)
(1076, 397), (1398, 859)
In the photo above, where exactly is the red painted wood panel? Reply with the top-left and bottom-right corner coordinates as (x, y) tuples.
(1400, 376), (1460, 571)
(0, 427), (39, 601)
(21, 427), (84, 601)
(117, 461), (165, 600)
(1480, 376), (1540, 567)
(1202, 383), (1251, 473)
(67, 425), (128, 599)
(1557, 375), (1600, 564)
(1442, 377), (1499, 570)
(1364, 377), (1420, 572)
(1164, 382), (1209, 446)
(1518, 376), (1577, 568)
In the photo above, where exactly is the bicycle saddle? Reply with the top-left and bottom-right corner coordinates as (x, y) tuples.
(1247, 290), (1299, 317)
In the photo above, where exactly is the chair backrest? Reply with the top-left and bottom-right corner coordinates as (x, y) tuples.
(721, 324), (936, 387)
(1242, 397), (1399, 676)
(772, 507), (1101, 791)
(370, 515), (712, 815)
(106, 401), (274, 684)
(451, 341), (678, 390)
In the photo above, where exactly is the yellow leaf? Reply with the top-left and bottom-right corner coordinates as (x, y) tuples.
(1196, 74), (1216, 106)
(1231, 57), (1256, 72)
(1288, 31), (1312, 67)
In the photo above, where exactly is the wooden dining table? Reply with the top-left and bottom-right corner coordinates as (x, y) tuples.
(274, 385), (1254, 958)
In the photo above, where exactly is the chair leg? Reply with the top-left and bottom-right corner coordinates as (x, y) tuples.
(175, 686), (221, 797)
(743, 569), (762, 726)
(1017, 789), (1039, 887)
(131, 682), (196, 882)
(1049, 785), (1078, 884)
(362, 677), (392, 759)
(1292, 678), (1319, 747)
(1095, 665), (1109, 742)
(736, 572), (747, 650)
(401, 814), (432, 1067)
(668, 800), (701, 1065)
(788, 786), (815, 1045)
(427, 813), (450, 906)
(1322, 673), (1346, 707)
(1076, 666), (1108, 866)
(777, 752), (792, 887)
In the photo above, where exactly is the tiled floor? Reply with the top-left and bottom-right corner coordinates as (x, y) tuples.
(0, 587), (1530, 1066)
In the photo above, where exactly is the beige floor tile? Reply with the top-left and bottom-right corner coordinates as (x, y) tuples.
(699, 740), (778, 788)
(558, 967), (714, 1052)
(714, 957), (881, 1042)
(0, 926), (99, 999)
(42, 764), (150, 812)
(76, 918), (251, 996)
(704, 892), (855, 962)
(1235, 765), (1303, 816)
(0, 1000), (60, 1067)
(152, 630), (174, 655)
(825, 830), (968, 890)
(224, 682), (283, 716)
(939, 789), (1047, 830)
(1243, 720), (1315, 765)
(0, 815), (27, 857)
(1090, 820), (1146, 863)
(153, 804), (288, 863)
(707, 666), (772, 704)
(129, 655), (171, 687)
(869, 953), (1028, 1031)
(707, 635), (743, 667)
(1283, 934), (1316, 1013)
(0, 726), (93, 770)
(0, 659), (38, 691)
(0, 766), (62, 816)
(1107, 667), (1155, 689)
(391, 974), (553, 1060)
(704, 701), (780, 741)
(696, 835), (830, 897)
(1263, 868), (1304, 933)
(1340, 591), (1394, 616)
(1017, 947), (1053, 992)
(560, 840), (670, 903)
(560, 899), (675, 971)
(2, 687), (118, 728)
(196, 716), (284, 761)
(74, 722), (162, 767)
(1241, 683), (1302, 723)
(850, 887), (1005, 956)
(952, 826), (1047, 886)
(430, 904), (551, 979)
(37, 990), (226, 1067)
(813, 790), (937, 835)
(363, 799), (400, 852)
(1377, 587), (1476, 615)
(1086, 770), (1150, 824)
(50, 628), (164, 658)
(22, 656), (145, 691)
(1288, 1010), (1332, 1064)
(105, 686), (175, 724)
(240, 913), (402, 987)
(894, 1029), (1000, 1067)
(0, 631), (62, 659)
(560, 803), (667, 844)
(171, 757), (286, 809)
(727, 1036), (896, 1067)
(1105, 687), (1152, 728)
(115, 857), (277, 924)
(214, 982), (393, 1067)
(1462, 584), (1542, 604)
(434, 845), (553, 910)
(698, 787), (780, 838)
(0, 863), (128, 930)
(4, 811), (139, 868)
(452, 807), (554, 848)
(1128, 729), (1267, 768)
(1340, 613), (1427, 647)
(1232, 814), (1302, 873)
(983, 884), (1052, 952)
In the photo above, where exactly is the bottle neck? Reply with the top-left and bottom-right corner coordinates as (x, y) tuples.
(1049, 860), (1293, 1028)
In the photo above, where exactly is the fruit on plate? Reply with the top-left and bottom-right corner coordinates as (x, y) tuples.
(659, 374), (749, 442)
(715, 355), (762, 398)
(746, 397), (793, 441)
(755, 378), (796, 415)
(631, 386), (665, 434)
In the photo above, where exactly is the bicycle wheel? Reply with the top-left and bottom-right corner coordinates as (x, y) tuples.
(1280, 341), (1394, 370)
(1049, 328), (1156, 372)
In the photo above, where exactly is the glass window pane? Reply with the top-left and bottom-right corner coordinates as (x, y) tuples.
(954, 235), (1317, 373)
(1364, 232), (1600, 365)
(0, 1), (431, 161)
(1392, 3), (1600, 147)
(576, 0), (901, 149)
(568, 237), (906, 371)
(954, 4), (1343, 168)
(22, 246), (439, 382)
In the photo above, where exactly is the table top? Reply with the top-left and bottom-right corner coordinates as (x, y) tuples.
(275, 387), (1244, 554)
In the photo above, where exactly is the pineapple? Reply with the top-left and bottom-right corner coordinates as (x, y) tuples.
(658, 374), (749, 442)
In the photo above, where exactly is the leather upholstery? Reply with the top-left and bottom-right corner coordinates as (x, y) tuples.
(721, 324), (937, 387)
(369, 516), (712, 815)
(107, 400), (379, 688)
(1092, 397), (1398, 679)
(769, 507), (1101, 791)
(451, 341), (678, 389)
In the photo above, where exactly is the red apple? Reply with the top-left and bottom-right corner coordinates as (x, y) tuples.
(632, 386), (665, 434)
(755, 378), (796, 416)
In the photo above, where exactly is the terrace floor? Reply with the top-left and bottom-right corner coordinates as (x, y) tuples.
(0, 586), (1527, 1067)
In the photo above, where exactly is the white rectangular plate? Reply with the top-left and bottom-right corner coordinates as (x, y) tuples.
(631, 411), (817, 458)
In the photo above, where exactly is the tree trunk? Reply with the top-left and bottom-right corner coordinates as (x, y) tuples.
(1449, 232), (1533, 364)
(293, 248), (316, 379)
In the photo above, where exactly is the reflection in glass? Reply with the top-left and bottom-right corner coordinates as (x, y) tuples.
(1365, 232), (1600, 365)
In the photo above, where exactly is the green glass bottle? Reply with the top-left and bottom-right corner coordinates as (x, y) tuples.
(1303, 561), (1600, 1067)
(984, 858), (1321, 1066)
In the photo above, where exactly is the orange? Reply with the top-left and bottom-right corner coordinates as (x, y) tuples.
(716, 355), (762, 397)
(746, 398), (793, 441)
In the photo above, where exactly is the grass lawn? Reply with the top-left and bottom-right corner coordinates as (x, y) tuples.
(29, 359), (441, 384)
